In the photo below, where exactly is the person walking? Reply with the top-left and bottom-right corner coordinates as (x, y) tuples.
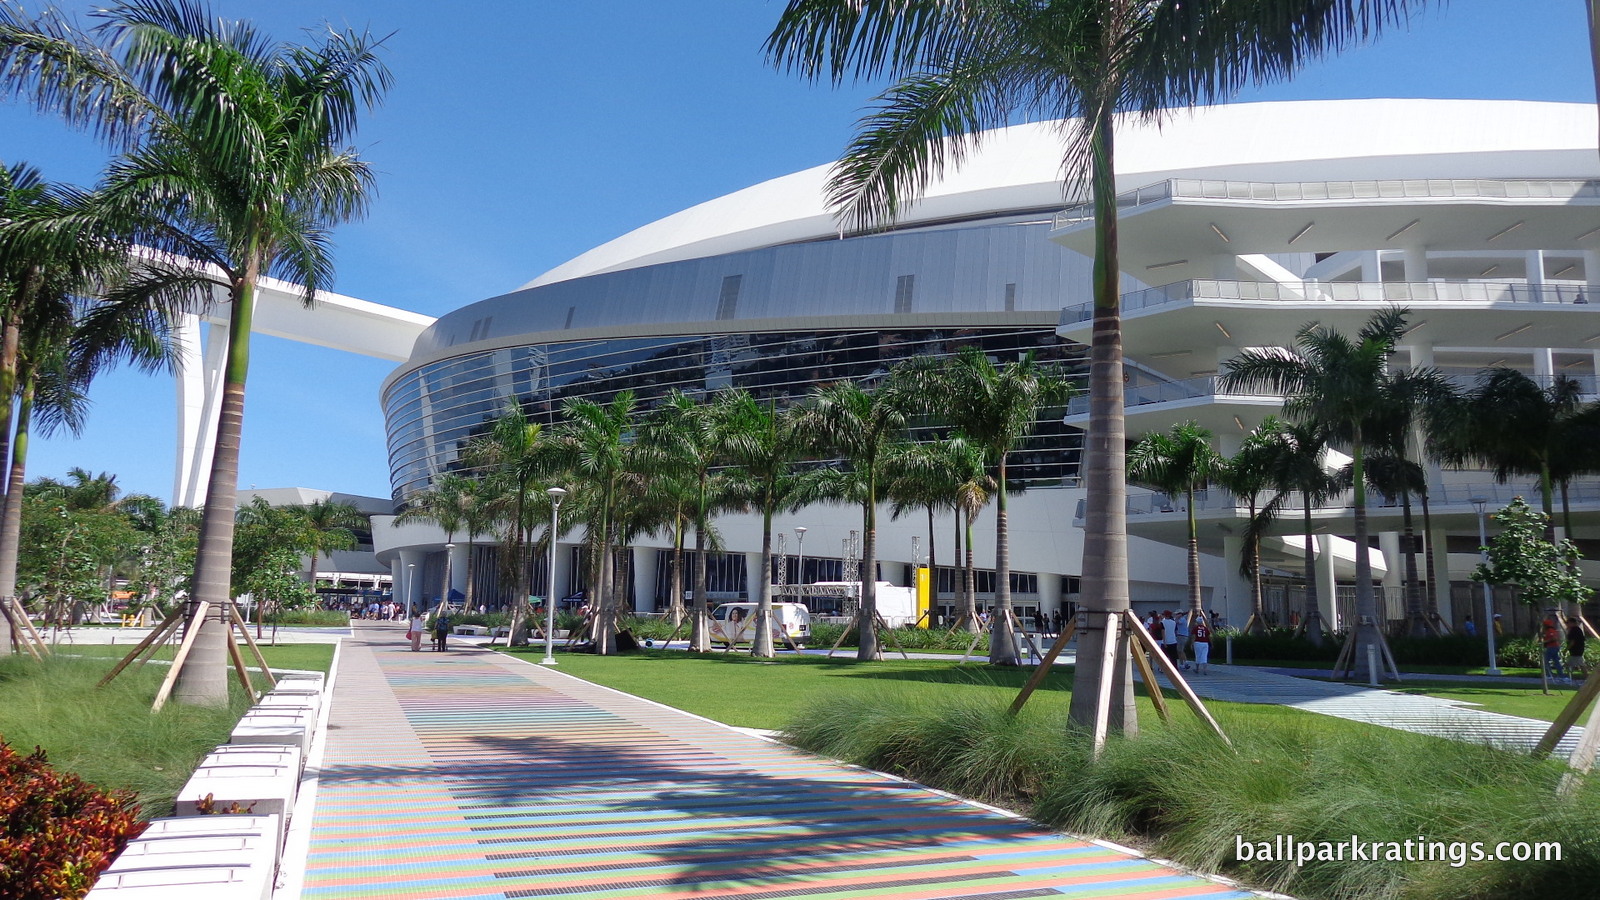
(434, 610), (451, 652)
(1160, 610), (1180, 664)
(1462, 615), (1477, 637)
(1542, 615), (1567, 684)
(1173, 611), (1191, 670)
(408, 612), (425, 652)
(1191, 614), (1212, 674)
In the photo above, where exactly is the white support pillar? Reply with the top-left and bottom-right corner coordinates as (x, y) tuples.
(1038, 572), (1063, 616)
(550, 540), (572, 603)
(397, 548), (425, 615)
(632, 545), (659, 614)
(1585, 249), (1600, 294)
(1526, 250), (1546, 291)
(1533, 346), (1555, 381)
(447, 542), (469, 608)
(745, 552), (766, 603)
(1402, 246), (1428, 283)
(173, 313), (229, 508)
(1221, 534), (1250, 629)
(1359, 251), (1382, 283)
(1430, 527), (1454, 623)
(1315, 534), (1340, 630)
(1379, 532), (1403, 595)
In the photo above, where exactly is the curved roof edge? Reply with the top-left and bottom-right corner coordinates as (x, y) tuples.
(523, 99), (1598, 290)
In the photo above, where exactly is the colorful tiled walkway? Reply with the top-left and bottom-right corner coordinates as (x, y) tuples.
(298, 624), (1254, 900)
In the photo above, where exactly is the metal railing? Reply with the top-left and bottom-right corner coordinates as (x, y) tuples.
(1060, 278), (1595, 326)
(1064, 373), (1279, 417)
(1053, 177), (1600, 229)
(1072, 480), (1600, 524)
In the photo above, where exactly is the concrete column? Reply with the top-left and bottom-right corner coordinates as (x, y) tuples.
(1407, 342), (1434, 370)
(1038, 572), (1063, 616)
(1402, 246), (1428, 282)
(1526, 250), (1546, 291)
(1359, 251), (1382, 283)
(1430, 527), (1454, 624)
(1379, 532), (1403, 594)
(1533, 347), (1555, 381)
(632, 545), (659, 614)
(1585, 249), (1600, 294)
(446, 543), (469, 606)
(397, 548), (425, 615)
(550, 540), (572, 602)
(1315, 534), (1340, 630)
(1221, 534), (1250, 629)
(745, 552), (765, 603)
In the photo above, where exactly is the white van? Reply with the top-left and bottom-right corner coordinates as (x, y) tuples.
(710, 602), (811, 648)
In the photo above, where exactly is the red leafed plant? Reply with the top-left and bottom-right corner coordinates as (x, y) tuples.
(0, 740), (143, 900)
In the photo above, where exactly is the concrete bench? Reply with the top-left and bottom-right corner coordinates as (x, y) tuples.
(453, 624), (487, 635)
(90, 814), (279, 900)
(175, 765), (296, 849)
(254, 692), (321, 718)
(199, 744), (303, 777)
(230, 710), (313, 754)
(491, 625), (512, 637)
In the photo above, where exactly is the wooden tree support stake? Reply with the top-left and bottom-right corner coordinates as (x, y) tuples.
(228, 602), (276, 692)
(874, 613), (910, 660)
(1089, 611), (1120, 758)
(1536, 664), (1600, 758)
(1, 598), (43, 661)
(152, 601), (209, 713)
(825, 612), (860, 658)
(224, 625), (256, 702)
(1128, 636), (1171, 723)
(98, 604), (187, 687)
(4, 596), (49, 659)
(1007, 616), (1077, 716)
(1123, 610), (1232, 748)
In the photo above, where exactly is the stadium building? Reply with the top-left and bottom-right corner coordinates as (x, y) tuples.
(373, 98), (1600, 633)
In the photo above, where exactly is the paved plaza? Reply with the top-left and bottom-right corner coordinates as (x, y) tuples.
(292, 624), (1256, 900)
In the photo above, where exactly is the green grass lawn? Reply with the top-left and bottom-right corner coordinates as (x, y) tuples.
(0, 654), (265, 820)
(1239, 658), (1547, 678)
(502, 646), (1392, 743)
(60, 641), (336, 674)
(1385, 678), (1592, 722)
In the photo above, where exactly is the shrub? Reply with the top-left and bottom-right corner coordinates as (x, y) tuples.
(809, 621), (989, 653)
(264, 609), (349, 627)
(784, 692), (1600, 900)
(0, 741), (143, 900)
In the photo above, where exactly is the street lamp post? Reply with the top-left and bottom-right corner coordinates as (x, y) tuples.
(795, 526), (807, 608)
(543, 487), (567, 666)
(405, 563), (416, 617)
(1470, 497), (1503, 676)
(442, 542), (455, 614)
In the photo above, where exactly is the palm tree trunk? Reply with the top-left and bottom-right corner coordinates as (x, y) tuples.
(1186, 486), (1204, 621)
(1401, 492), (1428, 637)
(988, 455), (1018, 664)
(175, 273), (258, 708)
(0, 374), (36, 600)
(0, 314), (18, 658)
(962, 508), (979, 633)
(925, 504), (936, 626)
(753, 503), (776, 658)
(508, 491), (530, 646)
(669, 517), (685, 628)
(1067, 101), (1136, 735)
(690, 526), (710, 651)
(1302, 502), (1324, 646)
(1348, 437), (1385, 683)
(1420, 487), (1440, 627)
(857, 484), (880, 661)
(1247, 499), (1266, 635)
(464, 536), (476, 613)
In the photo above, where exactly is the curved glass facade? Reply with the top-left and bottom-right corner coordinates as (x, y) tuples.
(385, 324), (1085, 503)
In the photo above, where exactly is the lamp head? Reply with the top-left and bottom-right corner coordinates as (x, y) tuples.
(1469, 497), (1488, 513)
(547, 486), (568, 507)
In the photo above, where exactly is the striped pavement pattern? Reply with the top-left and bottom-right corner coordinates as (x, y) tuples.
(298, 625), (1255, 900)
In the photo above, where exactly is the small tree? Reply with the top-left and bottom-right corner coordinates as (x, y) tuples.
(1473, 497), (1590, 689)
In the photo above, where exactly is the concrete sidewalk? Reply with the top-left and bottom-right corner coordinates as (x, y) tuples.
(294, 623), (1256, 900)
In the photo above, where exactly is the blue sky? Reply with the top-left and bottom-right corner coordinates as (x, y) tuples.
(2, 0), (1595, 504)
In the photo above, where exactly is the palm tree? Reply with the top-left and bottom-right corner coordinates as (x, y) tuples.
(396, 474), (470, 606)
(767, 0), (1426, 730)
(883, 435), (965, 628)
(1364, 452), (1431, 637)
(463, 403), (551, 645)
(551, 391), (637, 655)
(1430, 368), (1600, 541)
(639, 390), (731, 652)
(0, 1), (389, 704)
(1222, 307), (1434, 683)
(899, 349), (1071, 663)
(1128, 422), (1223, 631)
(795, 378), (913, 660)
(290, 499), (366, 599)
(719, 391), (817, 657)
(1259, 419), (1344, 645)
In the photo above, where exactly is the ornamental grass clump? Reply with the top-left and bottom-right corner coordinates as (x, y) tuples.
(0, 740), (142, 900)
(785, 690), (1600, 900)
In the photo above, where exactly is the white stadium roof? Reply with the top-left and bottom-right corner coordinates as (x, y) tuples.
(524, 99), (1597, 290)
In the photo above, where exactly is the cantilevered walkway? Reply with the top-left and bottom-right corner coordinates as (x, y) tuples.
(293, 624), (1255, 900)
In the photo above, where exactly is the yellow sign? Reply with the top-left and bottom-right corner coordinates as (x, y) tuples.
(915, 566), (931, 628)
